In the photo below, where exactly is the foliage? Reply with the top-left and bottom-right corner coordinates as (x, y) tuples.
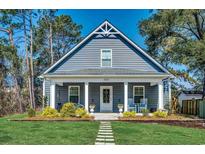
(41, 106), (59, 118)
(60, 102), (76, 117)
(0, 10), (82, 116)
(117, 104), (124, 109)
(82, 114), (91, 118)
(123, 111), (136, 118)
(27, 107), (36, 117)
(153, 110), (168, 118)
(139, 10), (205, 99)
(89, 104), (96, 109)
(75, 108), (87, 118)
(141, 109), (149, 116)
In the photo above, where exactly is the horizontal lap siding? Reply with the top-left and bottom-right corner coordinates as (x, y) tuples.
(45, 80), (51, 106)
(52, 37), (158, 73)
(89, 83), (124, 113)
(55, 83), (85, 109)
(128, 83), (158, 111)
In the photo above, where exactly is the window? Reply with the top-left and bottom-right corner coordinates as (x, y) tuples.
(69, 86), (80, 104)
(133, 86), (145, 104)
(101, 49), (112, 67)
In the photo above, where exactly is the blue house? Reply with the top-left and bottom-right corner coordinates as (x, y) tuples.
(41, 21), (172, 113)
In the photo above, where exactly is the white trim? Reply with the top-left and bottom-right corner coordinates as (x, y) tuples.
(124, 82), (128, 112)
(43, 74), (169, 78)
(43, 21), (109, 75)
(84, 82), (89, 112)
(168, 80), (172, 103)
(158, 82), (164, 109)
(133, 86), (145, 103)
(49, 77), (165, 83)
(100, 49), (112, 67)
(50, 82), (56, 108)
(100, 86), (113, 112)
(68, 85), (80, 104)
(42, 21), (171, 75)
(43, 79), (45, 97)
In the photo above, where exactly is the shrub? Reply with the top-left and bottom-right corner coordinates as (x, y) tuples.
(153, 110), (168, 118)
(60, 102), (76, 117)
(41, 106), (59, 118)
(123, 111), (136, 118)
(27, 107), (36, 117)
(75, 108), (87, 118)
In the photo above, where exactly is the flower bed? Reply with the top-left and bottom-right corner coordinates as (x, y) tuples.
(9, 115), (94, 121)
(119, 114), (193, 121)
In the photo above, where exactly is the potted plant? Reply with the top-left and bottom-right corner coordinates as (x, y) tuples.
(118, 104), (124, 114)
(89, 104), (95, 114)
(141, 108), (149, 116)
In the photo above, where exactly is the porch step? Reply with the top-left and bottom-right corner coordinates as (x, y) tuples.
(95, 121), (115, 145)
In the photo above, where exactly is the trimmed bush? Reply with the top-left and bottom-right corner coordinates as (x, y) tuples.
(123, 111), (136, 118)
(75, 108), (87, 118)
(153, 110), (168, 118)
(27, 107), (36, 117)
(60, 102), (76, 117)
(41, 106), (59, 118)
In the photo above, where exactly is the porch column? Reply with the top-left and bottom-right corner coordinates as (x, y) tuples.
(124, 82), (128, 112)
(50, 82), (56, 109)
(85, 82), (89, 112)
(158, 81), (164, 109)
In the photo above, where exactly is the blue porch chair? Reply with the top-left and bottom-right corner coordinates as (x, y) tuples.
(128, 98), (136, 112)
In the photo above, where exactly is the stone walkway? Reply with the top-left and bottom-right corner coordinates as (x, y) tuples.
(94, 113), (119, 121)
(95, 121), (115, 145)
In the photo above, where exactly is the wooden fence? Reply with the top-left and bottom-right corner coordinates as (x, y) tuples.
(181, 99), (201, 115)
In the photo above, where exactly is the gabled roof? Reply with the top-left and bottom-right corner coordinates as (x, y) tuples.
(43, 20), (171, 75)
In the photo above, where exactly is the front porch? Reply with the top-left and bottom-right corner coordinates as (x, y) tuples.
(45, 77), (169, 113)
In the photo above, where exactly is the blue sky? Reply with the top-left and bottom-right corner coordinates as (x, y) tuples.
(58, 9), (152, 49)
(57, 9), (192, 88)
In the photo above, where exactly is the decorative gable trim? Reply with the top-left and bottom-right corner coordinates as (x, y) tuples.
(43, 20), (170, 75)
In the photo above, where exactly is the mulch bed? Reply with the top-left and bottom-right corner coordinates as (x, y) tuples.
(118, 118), (205, 129)
(9, 116), (95, 122)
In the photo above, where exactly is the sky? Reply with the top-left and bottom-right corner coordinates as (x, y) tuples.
(57, 9), (193, 89)
(57, 9), (152, 49)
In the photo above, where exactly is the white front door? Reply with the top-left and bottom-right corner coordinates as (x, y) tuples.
(100, 86), (113, 112)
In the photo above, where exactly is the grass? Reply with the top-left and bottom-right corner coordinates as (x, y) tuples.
(0, 114), (99, 145)
(112, 122), (205, 145)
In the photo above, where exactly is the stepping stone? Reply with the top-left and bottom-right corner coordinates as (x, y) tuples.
(95, 121), (115, 145)
(99, 129), (112, 132)
(95, 142), (105, 145)
(105, 138), (114, 142)
(100, 128), (111, 130)
(97, 135), (113, 138)
(98, 132), (113, 135)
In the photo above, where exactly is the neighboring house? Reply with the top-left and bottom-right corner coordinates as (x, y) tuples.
(41, 20), (172, 113)
(178, 91), (203, 107)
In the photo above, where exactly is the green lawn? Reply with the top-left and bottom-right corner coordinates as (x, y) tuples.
(0, 114), (99, 145)
(112, 122), (205, 145)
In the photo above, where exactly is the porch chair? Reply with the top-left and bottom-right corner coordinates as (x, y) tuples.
(139, 98), (148, 112)
(128, 98), (136, 112)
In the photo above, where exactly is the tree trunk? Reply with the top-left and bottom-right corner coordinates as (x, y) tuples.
(23, 10), (33, 108)
(49, 23), (54, 65)
(29, 11), (35, 109)
(9, 29), (23, 113)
